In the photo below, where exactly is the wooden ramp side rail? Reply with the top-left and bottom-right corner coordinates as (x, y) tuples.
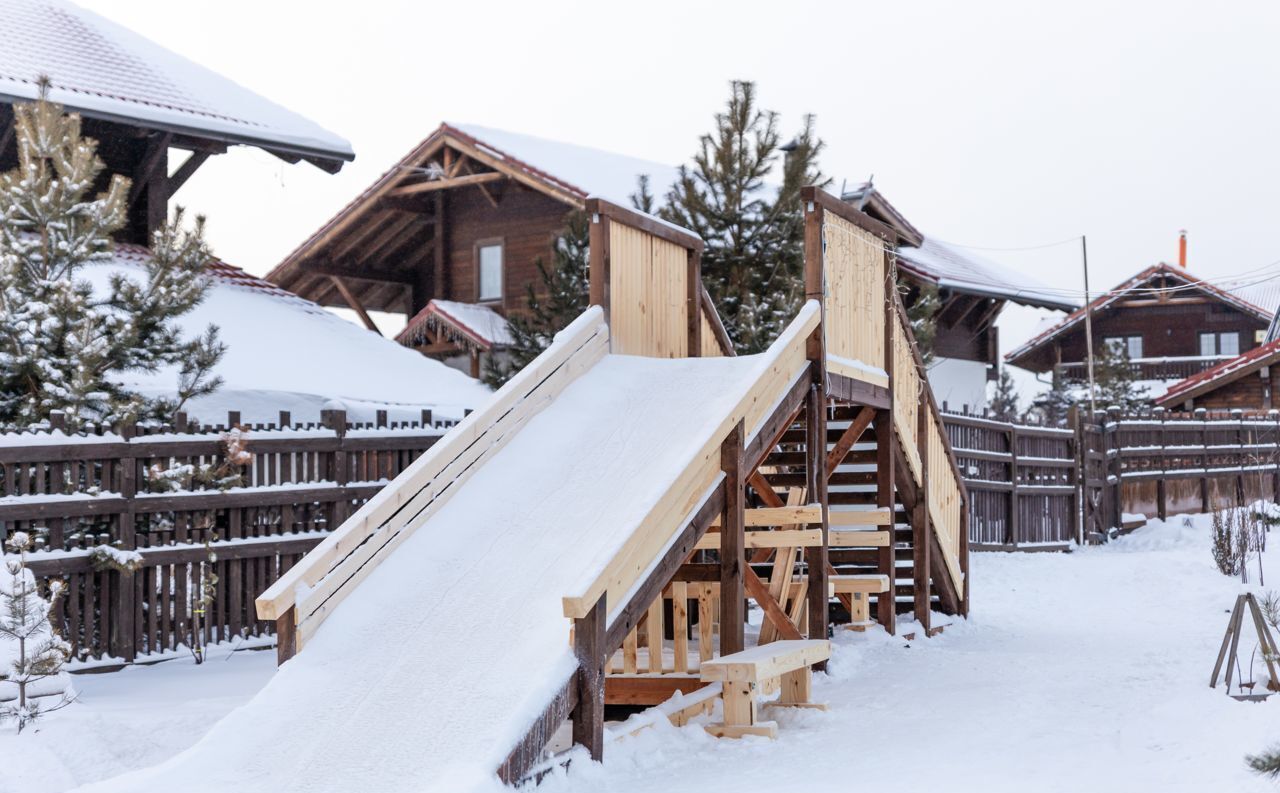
(255, 307), (611, 660)
(549, 302), (821, 775)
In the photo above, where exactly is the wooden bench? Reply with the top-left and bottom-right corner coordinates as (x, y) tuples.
(698, 639), (830, 738)
(831, 574), (889, 630)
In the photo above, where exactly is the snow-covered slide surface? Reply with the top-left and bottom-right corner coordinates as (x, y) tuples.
(81, 306), (817, 793)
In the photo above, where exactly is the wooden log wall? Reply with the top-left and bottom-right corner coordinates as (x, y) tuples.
(4, 409), (452, 666)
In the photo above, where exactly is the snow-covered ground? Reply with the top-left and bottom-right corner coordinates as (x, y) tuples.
(3, 513), (1278, 793)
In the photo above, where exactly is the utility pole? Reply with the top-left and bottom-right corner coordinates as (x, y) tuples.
(1082, 235), (1098, 418)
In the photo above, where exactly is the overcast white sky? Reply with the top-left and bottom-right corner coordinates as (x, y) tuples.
(77, 0), (1280, 384)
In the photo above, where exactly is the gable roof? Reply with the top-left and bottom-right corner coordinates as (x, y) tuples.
(1005, 262), (1277, 367)
(896, 237), (1077, 312)
(840, 183), (1076, 312)
(0, 0), (352, 170)
(397, 299), (514, 352)
(1157, 337), (1280, 407)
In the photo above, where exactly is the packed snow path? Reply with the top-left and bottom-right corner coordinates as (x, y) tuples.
(74, 351), (775, 793)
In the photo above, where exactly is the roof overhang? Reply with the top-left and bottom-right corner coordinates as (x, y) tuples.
(0, 90), (352, 173)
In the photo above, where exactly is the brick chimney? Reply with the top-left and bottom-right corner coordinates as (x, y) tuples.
(1178, 229), (1187, 268)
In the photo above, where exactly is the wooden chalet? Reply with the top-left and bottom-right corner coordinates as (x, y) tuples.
(0, 0), (353, 245)
(265, 124), (677, 373)
(1006, 252), (1279, 394)
(1156, 335), (1280, 411)
(841, 183), (1077, 408)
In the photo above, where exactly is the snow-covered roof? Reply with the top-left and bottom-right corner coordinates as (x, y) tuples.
(397, 299), (515, 352)
(0, 0), (353, 168)
(896, 237), (1078, 312)
(94, 245), (491, 423)
(450, 124), (682, 207)
(1006, 262), (1278, 367)
(1157, 337), (1280, 407)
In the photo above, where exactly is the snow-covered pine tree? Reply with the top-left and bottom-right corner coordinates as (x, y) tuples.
(482, 212), (590, 388)
(1248, 745), (1280, 778)
(1030, 367), (1079, 427)
(0, 531), (74, 732)
(1095, 343), (1150, 412)
(0, 85), (225, 429)
(655, 81), (828, 354)
(902, 280), (941, 363)
(988, 365), (1021, 421)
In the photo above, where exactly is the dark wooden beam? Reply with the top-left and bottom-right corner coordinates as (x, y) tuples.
(498, 678), (577, 785)
(0, 106), (15, 160)
(827, 371), (890, 409)
(376, 194), (441, 214)
(299, 260), (416, 285)
(329, 276), (382, 334)
(389, 170), (504, 197)
(128, 132), (172, 209)
(167, 150), (211, 196)
(826, 405), (875, 479)
(720, 421), (746, 656)
(571, 596), (606, 764)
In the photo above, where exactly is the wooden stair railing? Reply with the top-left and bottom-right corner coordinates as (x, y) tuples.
(889, 290), (969, 616)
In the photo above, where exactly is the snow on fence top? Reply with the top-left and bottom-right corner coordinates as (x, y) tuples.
(0, 0), (353, 167)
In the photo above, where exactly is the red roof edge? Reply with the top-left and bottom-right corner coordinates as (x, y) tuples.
(1157, 338), (1280, 405)
(396, 300), (498, 351)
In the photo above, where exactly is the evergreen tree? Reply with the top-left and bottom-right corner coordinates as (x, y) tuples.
(1030, 366), (1079, 427)
(0, 86), (224, 428)
(655, 81), (828, 354)
(988, 365), (1021, 421)
(482, 212), (590, 388)
(1095, 343), (1149, 412)
(902, 279), (941, 363)
(1247, 745), (1280, 778)
(1, 531), (74, 732)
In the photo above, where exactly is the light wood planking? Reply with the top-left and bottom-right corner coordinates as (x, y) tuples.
(609, 223), (689, 358)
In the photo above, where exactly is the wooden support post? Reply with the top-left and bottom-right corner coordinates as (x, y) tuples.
(720, 422), (746, 656)
(687, 249), (702, 356)
(329, 276), (382, 334)
(1107, 407), (1123, 532)
(276, 606), (297, 665)
(324, 409), (350, 526)
(876, 275), (897, 634)
(914, 391), (932, 632)
(588, 205), (612, 321)
(1008, 422), (1020, 549)
(114, 418), (138, 662)
(805, 382), (830, 652)
(572, 594), (606, 762)
(1156, 408), (1168, 521)
(1196, 408), (1210, 512)
(1233, 409), (1246, 505)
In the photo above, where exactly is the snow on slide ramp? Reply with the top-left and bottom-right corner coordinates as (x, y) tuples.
(79, 344), (781, 793)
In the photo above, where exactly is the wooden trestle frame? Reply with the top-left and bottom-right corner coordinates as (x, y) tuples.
(257, 189), (969, 786)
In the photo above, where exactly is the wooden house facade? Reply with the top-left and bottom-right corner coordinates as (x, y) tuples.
(1157, 337), (1280, 411)
(1005, 262), (1277, 391)
(268, 128), (1072, 396)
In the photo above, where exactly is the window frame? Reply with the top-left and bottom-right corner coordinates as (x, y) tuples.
(475, 237), (505, 304)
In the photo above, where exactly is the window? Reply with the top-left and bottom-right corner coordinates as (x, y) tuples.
(477, 242), (503, 302)
(1200, 332), (1240, 356)
(1105, 335), (1143, 359)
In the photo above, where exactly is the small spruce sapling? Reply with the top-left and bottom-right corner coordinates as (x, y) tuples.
(1, 532), (74, 732)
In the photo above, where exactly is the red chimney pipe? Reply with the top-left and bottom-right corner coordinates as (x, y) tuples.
(1178, 229), (1187, 268)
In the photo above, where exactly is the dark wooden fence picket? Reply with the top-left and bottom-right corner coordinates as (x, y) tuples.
(0, 409), (456, 668)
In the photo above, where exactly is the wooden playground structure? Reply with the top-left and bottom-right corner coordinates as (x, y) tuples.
(255, 188), (969, 785)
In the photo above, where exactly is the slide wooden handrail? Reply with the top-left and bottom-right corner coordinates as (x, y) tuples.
(561, 302), (820, 622)
(256, 307), (610, 644)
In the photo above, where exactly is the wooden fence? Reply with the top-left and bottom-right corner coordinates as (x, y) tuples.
(941, 408), (1079, 551)
(3, 407), (454, 668)
(1085, 407), (1280, 533)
